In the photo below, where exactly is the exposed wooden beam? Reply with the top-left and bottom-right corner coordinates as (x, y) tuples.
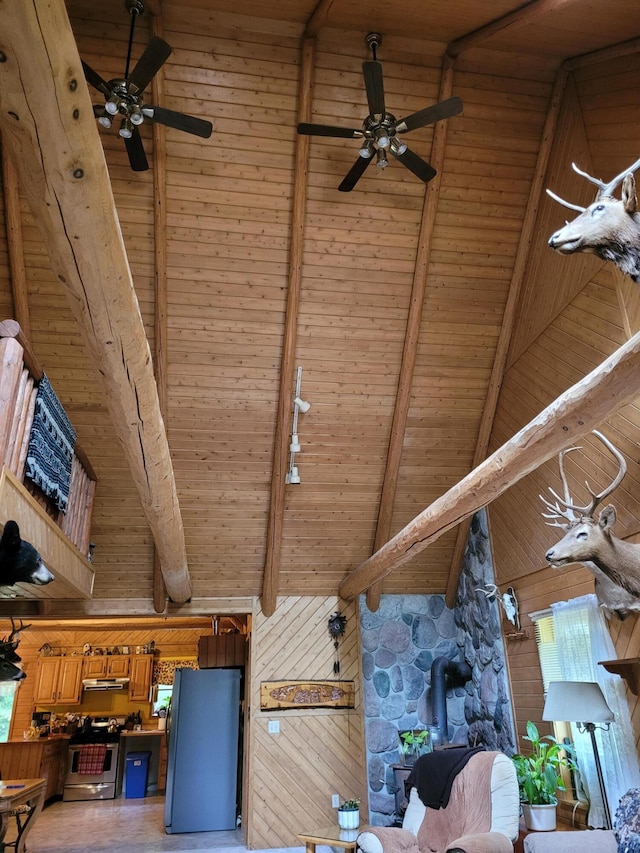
(0, 0), (191, 603)
(447, 0), (576, 57)
(366, 55), (457, 612)
(339, 327), (640, 600)
(151, 11), (168, 615)
(261, 36), (314, 617)
(444, 67), (570, 606)
(1, 139), (31, 338)
(564, 35), (640, 71)
(305, 0), (338, 37)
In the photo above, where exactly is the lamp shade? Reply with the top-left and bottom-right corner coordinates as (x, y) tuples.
(542, 680), (614, 724)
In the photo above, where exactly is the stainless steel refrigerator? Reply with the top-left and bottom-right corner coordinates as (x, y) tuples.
(164, 667), (241, 834)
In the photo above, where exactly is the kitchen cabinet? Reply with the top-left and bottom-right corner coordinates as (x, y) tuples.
(0, 738), (69, 803)
(33, 657), (83, 705)
(128, 655), (153, 702)
(82, 654), (130, 678)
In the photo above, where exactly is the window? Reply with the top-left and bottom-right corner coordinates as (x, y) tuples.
(152, 684), (172, 716)
(531, 610), (562, 694)
(532, 594), (640, 827)
(0, 683), (19, 742)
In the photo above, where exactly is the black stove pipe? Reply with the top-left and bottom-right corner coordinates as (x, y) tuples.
(430, 656), (472, 744)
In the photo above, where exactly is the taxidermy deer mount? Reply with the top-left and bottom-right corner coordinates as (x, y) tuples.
(547, 157), (640, 281)
(0, 618), (30, 683)
(540, 430), (640, 619)
(475, 583), (520, 631)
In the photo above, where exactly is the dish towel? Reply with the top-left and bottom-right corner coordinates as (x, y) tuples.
(78, 743), (107, 775)
(25, 372), (76, 512)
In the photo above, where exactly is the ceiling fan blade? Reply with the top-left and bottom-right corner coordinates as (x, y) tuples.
(128, 36), (172, 94)
(297, 123), (363, 139)
(144, 106), (213, 138)
(81, 60), (111, 97)
(393, 146), (437, 183)
(124, 127), (149, 171)
(338, 154), (373, 192)
(395, 96), (463, 134)
(362, 60), (385, 116)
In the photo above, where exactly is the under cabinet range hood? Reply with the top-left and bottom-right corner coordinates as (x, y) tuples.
(82, 677), (130, 691)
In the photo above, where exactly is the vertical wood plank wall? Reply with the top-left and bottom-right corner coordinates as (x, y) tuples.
(488, 51), (640, 753)
(247, 595), (366, 849)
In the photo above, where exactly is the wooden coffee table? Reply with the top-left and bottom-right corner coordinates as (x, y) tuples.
(298, 824), (363, 853)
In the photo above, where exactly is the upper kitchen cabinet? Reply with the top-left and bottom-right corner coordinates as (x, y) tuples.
(82, 655), (130, 678)
(128, 655), (153, 703)
(33, 657), (83, 705)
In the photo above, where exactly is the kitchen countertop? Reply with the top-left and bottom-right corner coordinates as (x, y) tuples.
(3, 734), (71, 744)
(121, 729), (164, 736)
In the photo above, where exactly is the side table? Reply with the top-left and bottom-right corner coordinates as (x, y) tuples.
(297, 824), (363, 853)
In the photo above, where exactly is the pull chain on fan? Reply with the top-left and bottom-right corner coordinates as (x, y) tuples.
(82, 0), (213, 171)
(297, 33), (463, 192)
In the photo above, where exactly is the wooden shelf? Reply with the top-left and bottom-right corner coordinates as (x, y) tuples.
(599, 658), (640, 694)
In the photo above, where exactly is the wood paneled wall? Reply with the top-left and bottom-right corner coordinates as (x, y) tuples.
(247, 596), (366, 849)
(489, 51), (640, 753)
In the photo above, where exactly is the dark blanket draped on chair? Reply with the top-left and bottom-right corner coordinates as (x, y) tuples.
(25, 373), (76, 512)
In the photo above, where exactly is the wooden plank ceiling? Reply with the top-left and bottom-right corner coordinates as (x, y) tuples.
(0, 0), (639, 615)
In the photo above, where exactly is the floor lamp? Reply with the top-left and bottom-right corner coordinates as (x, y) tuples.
(542, 680), (615, 829)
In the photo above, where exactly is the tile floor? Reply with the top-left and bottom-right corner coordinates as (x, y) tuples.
(22, 793), (319, 853)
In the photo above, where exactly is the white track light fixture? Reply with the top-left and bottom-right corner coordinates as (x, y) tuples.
(286, 367), (311, 484)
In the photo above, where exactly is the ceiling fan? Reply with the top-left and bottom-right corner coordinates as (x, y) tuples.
(298, 33), (463, 192)
(81, 0), (213, 172)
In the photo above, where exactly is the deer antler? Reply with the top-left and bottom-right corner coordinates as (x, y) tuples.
(542, 430), (626, 522)
(540, 445), (582, 528)
(545, 189), (585, 212)
(5, 618), (30, 646)
(573, 157), (640, 199)
(546, 158), (640, 208)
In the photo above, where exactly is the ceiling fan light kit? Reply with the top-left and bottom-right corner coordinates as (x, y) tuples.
(82, 0), (213, 172)
(297, 32), (463, 191)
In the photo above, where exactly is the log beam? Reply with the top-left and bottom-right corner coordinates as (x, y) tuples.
(0, 0), (191, 603)
(339, 328), (640, 600)
(261, 36), (314, 617)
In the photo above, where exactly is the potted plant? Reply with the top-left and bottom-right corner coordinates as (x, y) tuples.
(512, 720), (575, 831)
(337, 798), (360, 829)
(399, 729), (431, 766)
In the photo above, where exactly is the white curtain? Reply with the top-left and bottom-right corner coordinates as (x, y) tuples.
(551, 594), (640, 827)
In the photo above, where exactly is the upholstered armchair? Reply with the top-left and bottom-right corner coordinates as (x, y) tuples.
(357, 750), (520, 853)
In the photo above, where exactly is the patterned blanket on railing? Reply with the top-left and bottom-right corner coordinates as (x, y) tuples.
(25, 373), (76, 512)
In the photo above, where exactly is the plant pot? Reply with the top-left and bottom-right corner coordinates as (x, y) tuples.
(337, 808), (359, 830)
(522, 803), (557, 832)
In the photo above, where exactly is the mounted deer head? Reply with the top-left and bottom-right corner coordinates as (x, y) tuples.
(0, 618), (30, 682)
(540, 430), (640, 618)
(547, 158), (640, 281)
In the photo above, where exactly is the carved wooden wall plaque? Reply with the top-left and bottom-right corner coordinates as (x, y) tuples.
(260, 680), (355, 710)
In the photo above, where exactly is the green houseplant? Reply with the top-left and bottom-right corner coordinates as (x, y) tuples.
(512, 721), (575, 831)
(399, 729), (431, 765)
(337, 798), (360, 830)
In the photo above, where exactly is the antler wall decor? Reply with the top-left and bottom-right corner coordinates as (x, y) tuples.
(475, 583), (520, 631)
(547, 158), (640, 281)
(541, 430), (640, 618)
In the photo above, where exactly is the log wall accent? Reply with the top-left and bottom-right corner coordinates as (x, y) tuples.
(247, 596), (366, 849)
(0, 322), (97, 559)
